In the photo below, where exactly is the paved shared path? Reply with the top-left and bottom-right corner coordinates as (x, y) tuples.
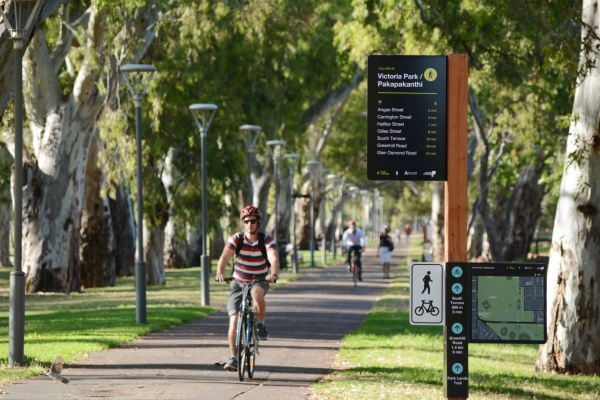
(2, 241), (409, 399)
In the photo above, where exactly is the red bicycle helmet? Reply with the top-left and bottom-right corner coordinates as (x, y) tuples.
(240, 205), (262, 220)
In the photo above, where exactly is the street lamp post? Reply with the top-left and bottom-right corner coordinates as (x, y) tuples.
(318, 168), (330, 265)
(306, 160), (321, 267)
(190, 104), (218, 307)
(266, 140), (286, 243)
(348, 186), (358, 221)
(337, 176), (346, 257)
(360, 190), (370, 238)
(1, 0), (42, 368)
(239, 125), (262, 206)
(120, 63), (157, 325)
(283, 153), (300, 273)
(326, 174), (339, 259)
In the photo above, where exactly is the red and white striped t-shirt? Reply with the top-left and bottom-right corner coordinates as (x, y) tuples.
(226, 233), (278, 282)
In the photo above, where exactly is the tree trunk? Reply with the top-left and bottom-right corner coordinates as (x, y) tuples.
(212, 223), (225, 260)
(80, 134), (116, 288)
(497, 165), (545, 260)
(296, 182), (312, 250)
(536, 0), (600, 374)
(145, 224), (166, 285)
(431, 181), (444, 262)
(21, 27), (104, 293)
(186, 219), (201, 267)
(467, 211), (484, 260)
(162, 148), (188, 269)
(163, 217), (188, 269)
(16, 3), (156, 293)
(109, 181), (135, 277)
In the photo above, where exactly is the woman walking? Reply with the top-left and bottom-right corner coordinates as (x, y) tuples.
(379, 226), (394, 279)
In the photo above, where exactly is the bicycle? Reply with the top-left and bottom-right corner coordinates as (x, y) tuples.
(346, 247), (361, 287)
(414, 300), (440, 316)
(220, 277), (271, 382)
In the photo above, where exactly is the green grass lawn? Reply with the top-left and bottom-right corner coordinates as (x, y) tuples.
(311, 239), (600, 399)
(0, 256), (311, 386)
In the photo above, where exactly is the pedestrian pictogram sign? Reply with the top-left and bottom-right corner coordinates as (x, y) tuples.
(410, 262), (445, 325)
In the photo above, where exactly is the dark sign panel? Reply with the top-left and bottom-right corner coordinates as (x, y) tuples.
(445, 263), (469, 398)
(367, 55), (447, 181)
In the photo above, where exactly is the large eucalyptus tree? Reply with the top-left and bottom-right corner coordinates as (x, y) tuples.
(19, 0), (157, 293)
(536, 0), (600, 374)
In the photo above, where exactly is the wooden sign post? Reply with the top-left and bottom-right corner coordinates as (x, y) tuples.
(444, 54), (469, 399)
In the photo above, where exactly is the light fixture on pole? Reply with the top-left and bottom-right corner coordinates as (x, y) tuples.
(266, 140), (286, 243)
(326, 174), (339, 259)
(190, 104), (218, 307)
(1, 0), (42, 369)
(239, 125), (262, 206)
(318, 168), (331, 265)
(283, 153), (300, 274)
(306, 160), (321, 267)
(120, 63), (157, 325)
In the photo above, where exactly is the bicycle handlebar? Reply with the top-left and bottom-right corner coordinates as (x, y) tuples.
(216, 277), (275, 284)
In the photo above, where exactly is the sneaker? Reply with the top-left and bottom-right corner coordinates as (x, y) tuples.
(347, 264), (351, 271)
(257, 322), (269, 340)
(358, 275), (363, 282)
(224, 356), (237, 372)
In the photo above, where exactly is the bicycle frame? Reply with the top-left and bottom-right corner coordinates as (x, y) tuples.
(221, 277), (270, 381)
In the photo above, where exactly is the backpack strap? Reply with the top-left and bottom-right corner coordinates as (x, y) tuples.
(233, 232), (271, 269)
(257, 232), (271, 268)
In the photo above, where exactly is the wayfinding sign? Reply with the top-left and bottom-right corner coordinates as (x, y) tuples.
(367, 55), (447, 181)
(410, 262), (444, 325)
(445, 263), (469, 398)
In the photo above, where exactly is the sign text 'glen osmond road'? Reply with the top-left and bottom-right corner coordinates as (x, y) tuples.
(367, 55), (447, 181)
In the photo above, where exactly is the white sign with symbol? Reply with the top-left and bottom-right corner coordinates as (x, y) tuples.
(410, 262), (445, 325)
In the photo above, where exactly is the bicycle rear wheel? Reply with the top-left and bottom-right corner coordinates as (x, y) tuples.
(353, 261), (358, 287)
(247, 318), (257, 378)
(236, 312), (247, 381)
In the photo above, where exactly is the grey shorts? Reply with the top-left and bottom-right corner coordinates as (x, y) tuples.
(227, 282), (269, 316)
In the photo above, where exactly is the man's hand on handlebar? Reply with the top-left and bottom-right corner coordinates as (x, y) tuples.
(266, 274), (278, 283)
(215, 273), (226, 282)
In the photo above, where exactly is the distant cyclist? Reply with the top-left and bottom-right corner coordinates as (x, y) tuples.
(216, 206), (279, 372)
(342, 220), (366, 281)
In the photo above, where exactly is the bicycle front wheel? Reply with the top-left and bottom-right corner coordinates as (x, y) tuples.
(236, 312), (247, 381)
(247, 318), (257, 378)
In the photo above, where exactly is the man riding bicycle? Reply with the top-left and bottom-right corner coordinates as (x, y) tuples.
(342, 220), (366, 281)
(216, 206), (279, 372)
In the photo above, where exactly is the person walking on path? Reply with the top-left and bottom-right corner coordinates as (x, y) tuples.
(342, 220), (366, 281)
(404, 224), (412, 241)
(378, 226), (394, 279)
(215, 206), (279, 372)
(422, 271), (433, 294)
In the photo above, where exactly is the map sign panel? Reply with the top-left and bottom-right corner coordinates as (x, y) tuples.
(469, 263), (547, 344)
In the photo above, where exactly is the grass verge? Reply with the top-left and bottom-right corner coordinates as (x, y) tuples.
(310, 238), (600, 399)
